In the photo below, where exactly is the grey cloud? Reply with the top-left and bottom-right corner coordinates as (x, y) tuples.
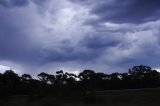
(32, 0), (49, 6)
(79, 34), (121, 49)
(0, 0), (48, 8)
(41, 46), (101, 64)
(71, 0), (160, 24)
(0, 0), (29, 8)
(1, 0), (160, 75)
(0, 6), (43, 66)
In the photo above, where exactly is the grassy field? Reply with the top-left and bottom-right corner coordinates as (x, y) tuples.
(1, 88), (160, 106)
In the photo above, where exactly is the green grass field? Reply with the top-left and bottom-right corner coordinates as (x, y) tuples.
(1, 87), (160, 106)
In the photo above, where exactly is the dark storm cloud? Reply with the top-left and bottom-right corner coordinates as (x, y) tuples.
(1, 0), (160, 74)
(115, 45), (160, 70)
(79, 34), (120, 49)
(0, 27), (40, 65)
(32, 0), (48, 5)
(41, 46), (101, 64)
(0, 8), (41, 66)
(71, 0), (160, 24)
(0, 0), (48, 8)
(0, 0), (29, 8)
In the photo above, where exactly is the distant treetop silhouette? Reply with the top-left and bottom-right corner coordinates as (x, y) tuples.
(0, 65), (159, 96)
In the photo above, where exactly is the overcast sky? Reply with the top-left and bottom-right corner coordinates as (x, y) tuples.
(0, 0), (160, 75)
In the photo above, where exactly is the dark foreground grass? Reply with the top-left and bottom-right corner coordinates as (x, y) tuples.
(1, 88), (160, 106)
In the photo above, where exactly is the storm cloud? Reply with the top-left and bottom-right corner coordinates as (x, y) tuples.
(71, 0), (160, 24)
(0, 0), (160, 75)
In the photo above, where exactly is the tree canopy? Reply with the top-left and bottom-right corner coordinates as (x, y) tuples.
(0, 65), (159, 96)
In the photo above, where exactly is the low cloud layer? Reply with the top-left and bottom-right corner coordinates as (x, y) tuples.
(0, 0), (160, 75)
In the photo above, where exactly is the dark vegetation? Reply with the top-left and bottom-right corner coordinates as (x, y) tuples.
(0, 65), (160, 105)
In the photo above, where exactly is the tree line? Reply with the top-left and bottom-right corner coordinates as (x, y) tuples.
(0, 65), (160, 97)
